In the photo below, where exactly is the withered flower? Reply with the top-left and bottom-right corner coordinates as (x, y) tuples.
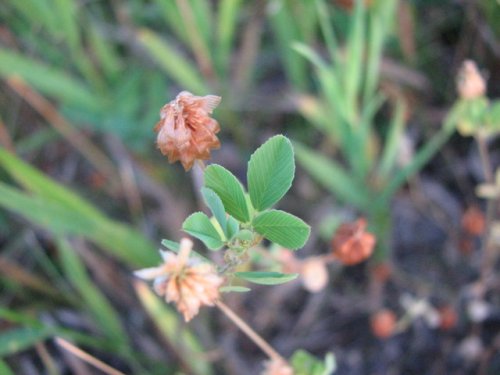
(155, 91), (221, 171)
(370, 309), (397, 339)
(331, 218), (376, 266)
(261, 359), (294, 375)
(461, 206), (486, 236)
(134, 238), (223, 321)
(457, 60), (486, 100)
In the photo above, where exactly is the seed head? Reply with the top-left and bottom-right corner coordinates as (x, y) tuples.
(155, 91), (221, 171)
(331, 218), (376, 266)
(134, 238), (223, 321)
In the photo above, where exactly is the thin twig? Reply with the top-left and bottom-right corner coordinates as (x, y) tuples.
(55, 337), (126, 375)
(0, 115), (16, 153)
(215, 300), (286, 363)
(176, 0), (215, 81)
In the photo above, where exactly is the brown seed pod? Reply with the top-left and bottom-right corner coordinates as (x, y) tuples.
(155, 91), (221, 171)
(331, 218), (376, 266)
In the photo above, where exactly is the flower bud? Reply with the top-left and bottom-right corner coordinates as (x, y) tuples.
(457, 60), (486, 100)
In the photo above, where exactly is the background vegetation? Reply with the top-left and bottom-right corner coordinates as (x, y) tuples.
(0, 0), (499, 374)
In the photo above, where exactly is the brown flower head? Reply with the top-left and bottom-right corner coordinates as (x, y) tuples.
(456, 60), (486, 100)
(155, 91), (221, 170)
(134, 238), (223, 321)
(331, 218), (376, 266)
(261, 359), (294, 375)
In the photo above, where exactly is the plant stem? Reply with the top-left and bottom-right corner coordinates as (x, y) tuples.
(476, 133), (496, 285)
(215, 300), (286, 364)
(476, 133), (493, 184)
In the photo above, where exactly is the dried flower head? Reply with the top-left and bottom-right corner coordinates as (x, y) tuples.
(370, 309), (397, 339)
(155, 91), (221, 171)
(261, 359), (294, 375)
(134, 238), (223, 321)
(300, 257), (329, 293)
(461, 206), (486, 236)
(457, 60), (486, 100)
(438, 305), (458, 331)
(331, 218), (376, 266)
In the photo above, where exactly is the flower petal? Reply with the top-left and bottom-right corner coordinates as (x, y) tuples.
(133, 266), (164, 280)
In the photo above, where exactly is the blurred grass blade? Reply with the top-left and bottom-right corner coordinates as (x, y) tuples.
(315, 0), (339, 61)
(87, 24), (122, 79)
(378, 99), (406, 179)
(0, 49), (100, 112)
(6, 0), (59, 37)
(344, 0), (365, 117)
(134, 281), (213, 375)
(216, 0), (242, 74)
(292, 43), (327, 71)
(269, 3), (308, 90)
(176, 0), (215, 80)
(0, 149), (157, 266)
(53, 0), (79, 52)
(293, 142), (369, 209)
(379, 125), (455, 203)
(0, 148), (104, 220)
(137, 29), (208, 94)
(0, 182), (157, 267)
(0, 327), (54, 357)
(57, 238), (128, 347)
(363, 12), (384, 103)
(0, 359), (14, 375)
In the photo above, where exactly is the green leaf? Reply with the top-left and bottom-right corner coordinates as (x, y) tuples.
(0, 327), (53, 356)
(235, 271), (298, 285)
(233, 229), (253, 242)
(183, 212), (224, 250)
(252, 210), (310, 250)
(248, 135), (295, 211)
(291, 350), (336, 375)
(201, 187), (228, 238)
(204, 165), (250, 222)
(219, 286), (251, 293)
(226, 216), (240, 240)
